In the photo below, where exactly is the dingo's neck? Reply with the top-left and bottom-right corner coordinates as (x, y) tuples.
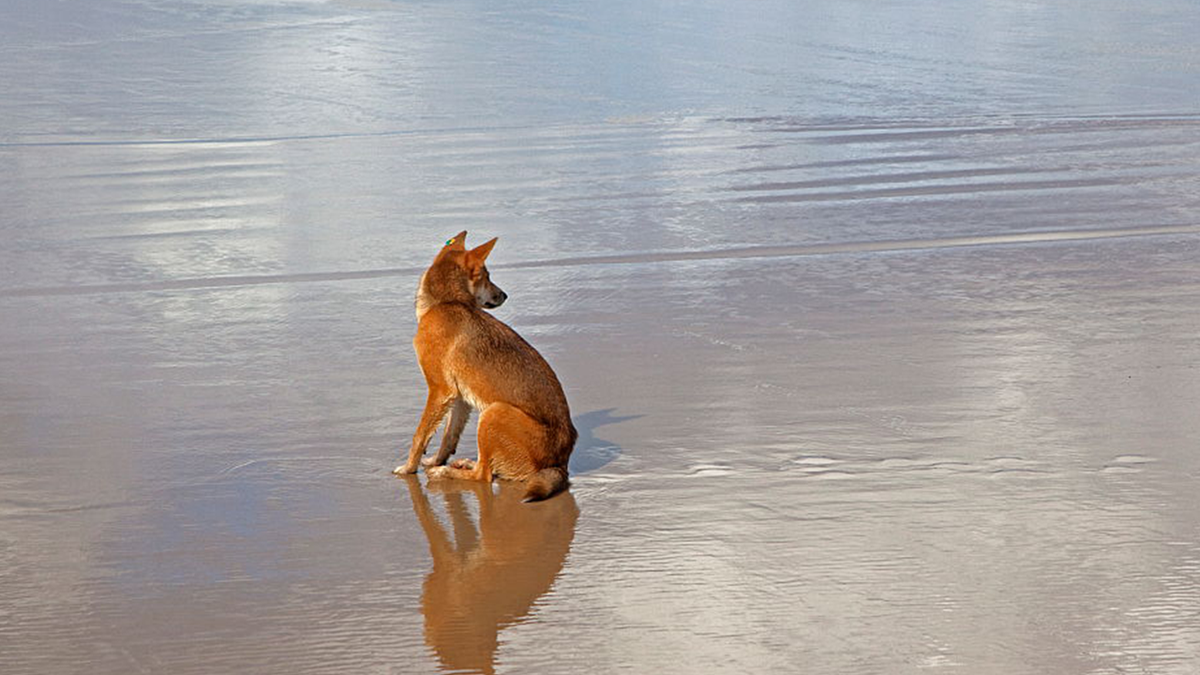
(415, 272), (434, 319)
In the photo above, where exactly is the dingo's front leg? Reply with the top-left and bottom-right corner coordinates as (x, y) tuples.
(395, 389), (454, 475)
(423, 398), (470, 468)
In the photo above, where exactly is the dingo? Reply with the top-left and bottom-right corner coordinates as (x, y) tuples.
(393, 231), (576, 501)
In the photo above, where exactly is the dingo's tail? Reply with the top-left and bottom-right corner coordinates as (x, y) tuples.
(523, 467), (569, 503)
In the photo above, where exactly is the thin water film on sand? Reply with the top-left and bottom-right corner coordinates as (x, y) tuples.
(2, 1), (1200, 673)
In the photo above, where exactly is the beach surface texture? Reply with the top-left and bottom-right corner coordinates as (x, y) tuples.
(2, 1), (1199, 673)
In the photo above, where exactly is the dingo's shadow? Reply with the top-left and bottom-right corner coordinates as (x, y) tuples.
(568, 408), (641, 475)
(403, 476), (579, 675)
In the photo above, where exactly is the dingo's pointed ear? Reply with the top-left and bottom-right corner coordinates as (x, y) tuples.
(468, 237), (498, 264)
(444, 231), (468, 251)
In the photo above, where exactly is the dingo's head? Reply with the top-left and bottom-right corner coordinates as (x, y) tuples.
(416, 231), (507, 317)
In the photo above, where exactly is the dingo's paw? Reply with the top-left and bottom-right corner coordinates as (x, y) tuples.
(393, 463), (418, 475)
(450, 458), (476, 470)
(421, 456), (445, 468)
(426, 465), (449, 479)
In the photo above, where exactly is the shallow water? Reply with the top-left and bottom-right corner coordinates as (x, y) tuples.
(3, 1), (1200, 674)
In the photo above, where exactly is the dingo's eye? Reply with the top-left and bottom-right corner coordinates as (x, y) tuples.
(445, 237), (456, 246)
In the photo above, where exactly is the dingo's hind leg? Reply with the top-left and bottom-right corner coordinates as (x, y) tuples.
(429, 403), (541, 484)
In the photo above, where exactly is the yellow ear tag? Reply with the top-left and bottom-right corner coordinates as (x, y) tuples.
(445, 237), (456, 246)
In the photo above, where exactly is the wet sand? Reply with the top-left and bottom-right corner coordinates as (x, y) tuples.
(3, 1), (1200, 674)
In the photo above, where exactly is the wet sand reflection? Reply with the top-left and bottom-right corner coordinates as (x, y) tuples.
(402, 476), (579, 675)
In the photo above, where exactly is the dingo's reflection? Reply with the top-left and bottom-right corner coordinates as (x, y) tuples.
(403, 476), (579, 674)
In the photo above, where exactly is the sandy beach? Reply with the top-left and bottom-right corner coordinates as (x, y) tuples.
(3, 1), (1200, 673)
